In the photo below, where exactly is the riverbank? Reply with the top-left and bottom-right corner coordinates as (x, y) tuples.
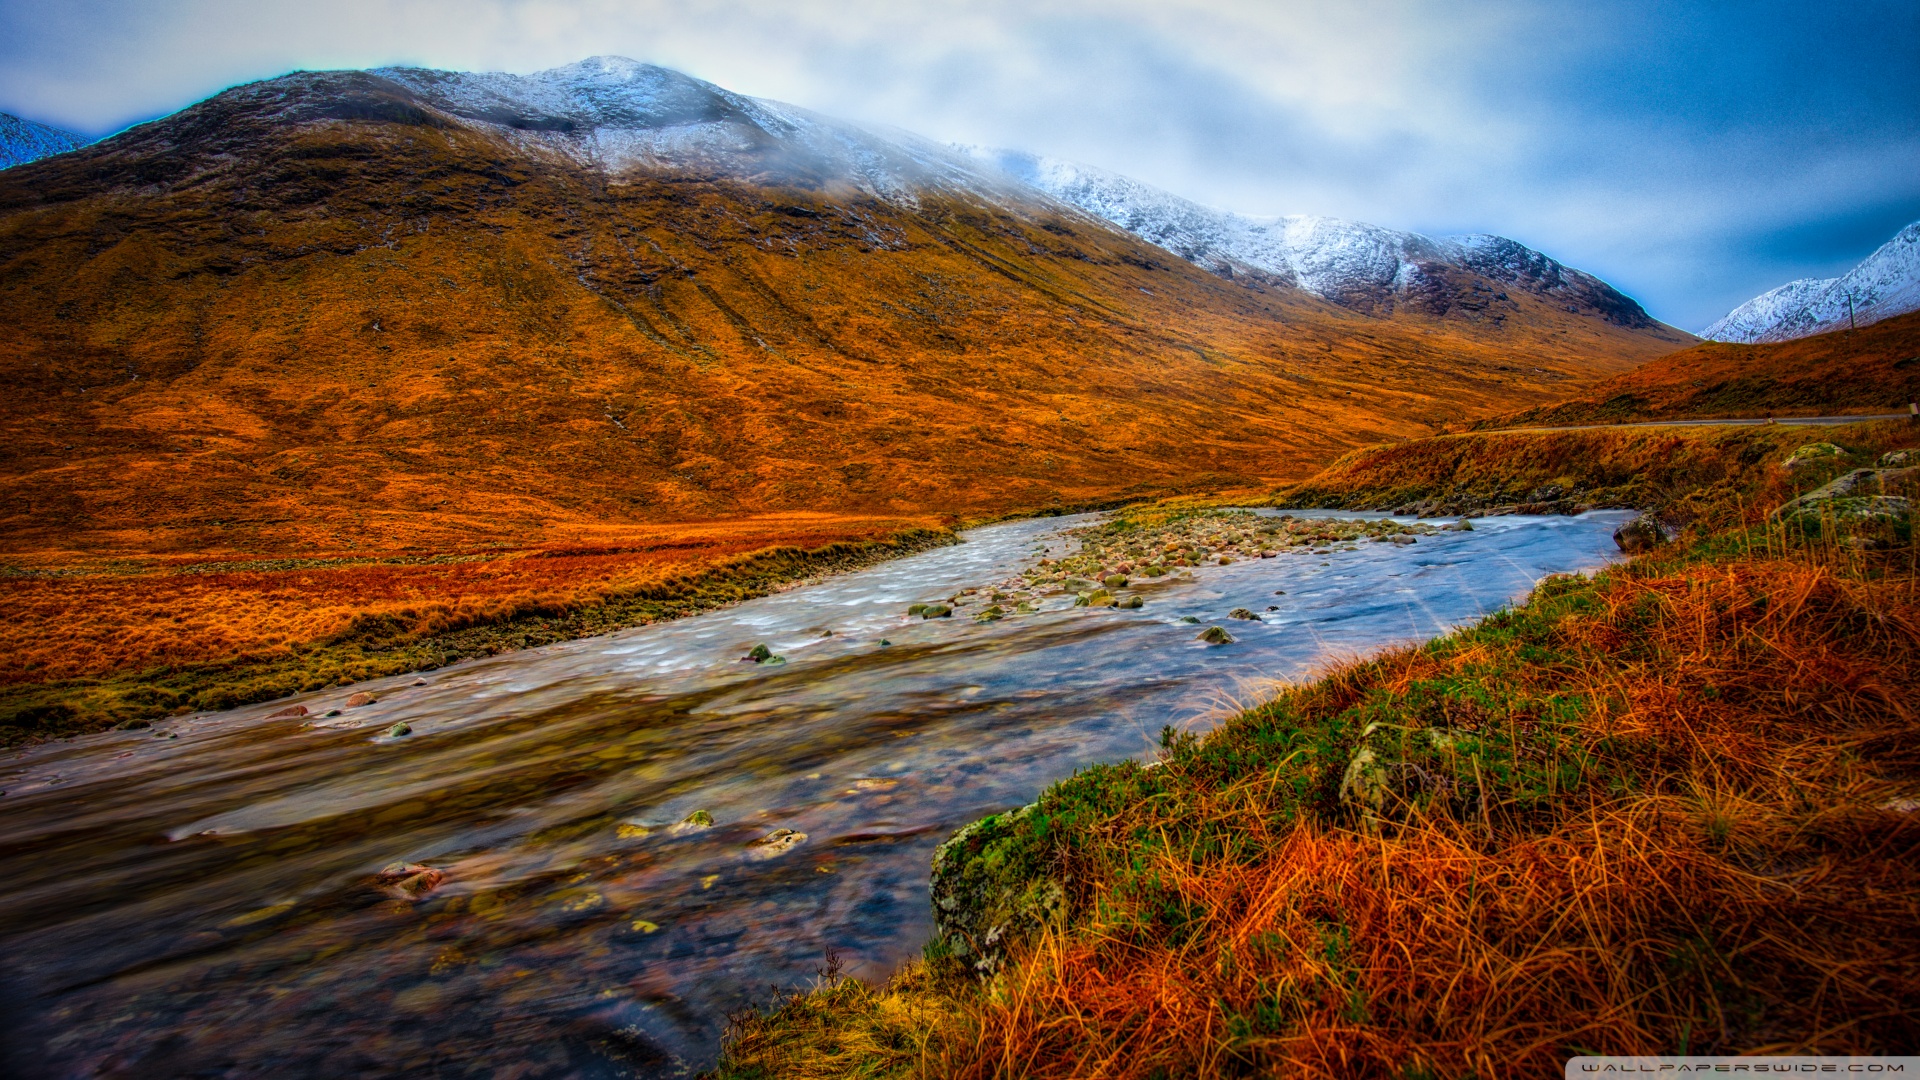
(1274, 417), (1917, 522)
(715, 423), (1920, 1075)
(0, 519), (953, 745)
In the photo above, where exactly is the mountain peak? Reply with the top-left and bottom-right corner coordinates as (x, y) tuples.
(0, 111), (89, 170)
(962, 147), (1661, 329)
(1704, 220), (1920, 342)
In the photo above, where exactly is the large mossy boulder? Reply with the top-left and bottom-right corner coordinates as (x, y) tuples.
(1773, 467), (1914, 542)
(929, 804), (1067, 975)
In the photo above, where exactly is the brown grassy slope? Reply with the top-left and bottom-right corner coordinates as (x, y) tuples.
(1485, 309), (1920, 428)
(1275, 423), (1865, 519)
(717, 422), (1920, 1078)
(0, 72), (1686, 561)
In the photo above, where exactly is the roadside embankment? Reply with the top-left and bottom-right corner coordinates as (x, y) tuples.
(0, 522), (952, 745)
(1275, 419), (1917, 522)
(716, 421), (1920, 1076)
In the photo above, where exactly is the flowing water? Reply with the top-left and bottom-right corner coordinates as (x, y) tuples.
(0, 509), (1631, 1078)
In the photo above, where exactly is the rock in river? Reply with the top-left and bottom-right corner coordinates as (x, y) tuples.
(746, 828), (809, 859)
(1197, 626), (1235, 645)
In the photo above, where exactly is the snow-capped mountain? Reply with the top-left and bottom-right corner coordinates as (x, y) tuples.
(0, 111), (88, 169)
(27, 56), (1661, 335)
(314, 59), (1653, 328)
(1703, 221), (1920, 342)
(965, 149), (1656, 327)
(370, 57), (1023, 206)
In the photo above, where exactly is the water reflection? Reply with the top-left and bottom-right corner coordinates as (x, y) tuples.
(0, 510), (1630, 1077)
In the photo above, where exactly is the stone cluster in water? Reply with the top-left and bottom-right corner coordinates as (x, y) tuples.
(904, 510), (1456, 621)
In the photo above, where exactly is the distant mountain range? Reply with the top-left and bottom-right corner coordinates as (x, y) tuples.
(966, 149), (1658, 329)
(0, 111), (89, 169)
(0, 58), (1687, 554)
(1704, 220), (1920, 343)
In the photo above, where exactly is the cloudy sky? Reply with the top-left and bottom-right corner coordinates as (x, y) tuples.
(2, 0), (1914, 331)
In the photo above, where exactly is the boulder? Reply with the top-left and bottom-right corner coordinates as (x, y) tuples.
(1782, 442), (1846, 472)
(1102, 574), (1129, 588)
(1773, 468), (1915, 531)
(387, 722), (412, 738)
(1196, 626), (1235, 645)
(346, 692), (378, 707)
(920, 604), (953, 619)
(745, 643), (773, 662)
(1881, 449), (1917, 468)
(1613, 512), (1679, 554)
(1118, 595), (1145, 609)
(930, 805), (1067, 975)
(1228, 608), (1259, 621)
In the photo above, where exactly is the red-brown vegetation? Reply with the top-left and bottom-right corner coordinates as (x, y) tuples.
(716, 424), (1920, 1078)
(1489, 309), (1920, 427)
(0, 513), (930, 687)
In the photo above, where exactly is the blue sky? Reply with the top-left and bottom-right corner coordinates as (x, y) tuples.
(1, 0), (1914, 331)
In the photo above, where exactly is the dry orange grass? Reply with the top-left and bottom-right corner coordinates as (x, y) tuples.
(0, 513), (928, 686)
(720, 526), (1920, 1077)
(936, 554), (1920, 1076)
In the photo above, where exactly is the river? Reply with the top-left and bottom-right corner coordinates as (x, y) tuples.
(0, 509), (1631, 1077)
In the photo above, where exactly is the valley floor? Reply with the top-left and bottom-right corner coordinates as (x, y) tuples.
(0, 514), (950, 744)
(716, 420), (1920, 1077)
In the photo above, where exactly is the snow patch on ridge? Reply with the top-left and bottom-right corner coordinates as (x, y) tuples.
(966, 149), (1652, 325)
(0, 112), (89, 170)
(371, 57), (1023, 207)
(1703, 222), (1920, 342)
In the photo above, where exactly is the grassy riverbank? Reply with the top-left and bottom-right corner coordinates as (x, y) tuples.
(1276, 419), (1918, 523)
(0, 523), (952, 746)
(715, 423), (1920, 1077)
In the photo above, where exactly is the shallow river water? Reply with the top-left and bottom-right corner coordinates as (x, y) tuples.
(0, 509), (1630, 1078)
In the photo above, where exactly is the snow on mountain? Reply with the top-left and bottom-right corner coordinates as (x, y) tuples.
(966, 149), (1655, 327)
(71, 56), (1660, 330)
(371, 57), (1022, 206)
(0, 112), (88, 169)
(1703, 221), (1920, 342)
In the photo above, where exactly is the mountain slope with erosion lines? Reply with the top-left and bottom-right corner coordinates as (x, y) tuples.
(0, 60), (1686, 561)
